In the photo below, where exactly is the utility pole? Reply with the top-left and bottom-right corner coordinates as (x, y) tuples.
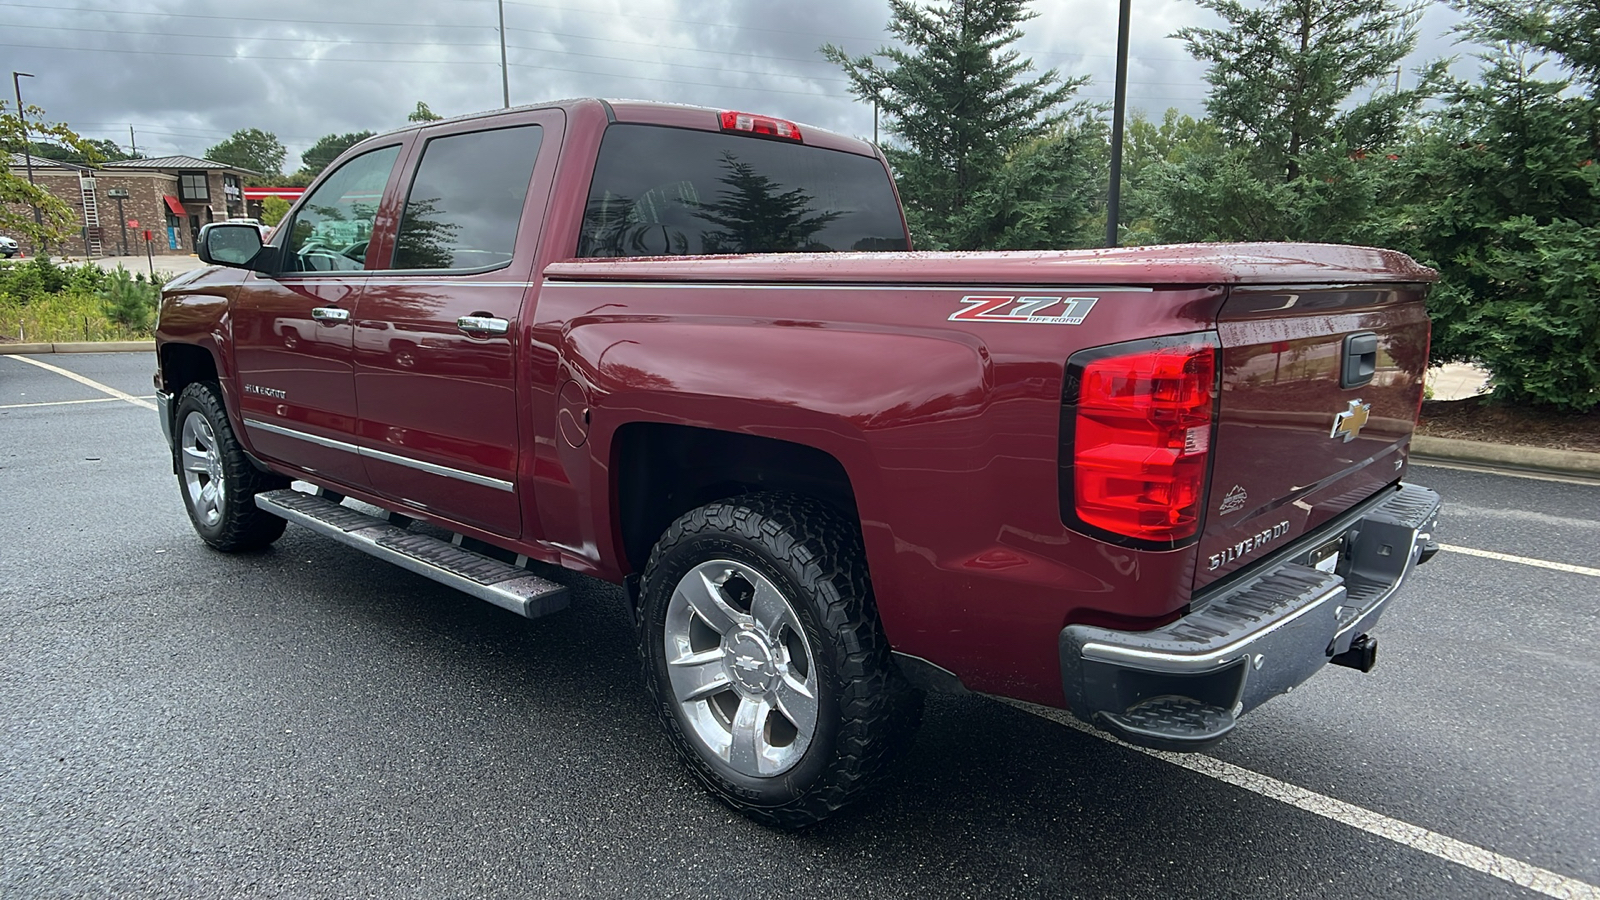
(12, 71), (42, 240)
(1104, 0), (1131, 248)
(129, 124), (137, 156)
(498, 0), (510, 109)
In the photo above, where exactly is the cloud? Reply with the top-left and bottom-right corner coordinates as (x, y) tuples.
(2, 0), (1472, 164)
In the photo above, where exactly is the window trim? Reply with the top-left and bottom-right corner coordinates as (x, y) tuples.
(274, 142), (405, 279)
(177, 171), (210, 203)
(381, 122), (545, 276)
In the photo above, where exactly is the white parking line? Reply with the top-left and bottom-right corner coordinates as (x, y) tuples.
(1010, 701), (1600, 900)
(1413, 459), (1600, 487)
(1438, 544), (1600, 578)
(6, 355), (157, 411)
(0, 396), (157, 410)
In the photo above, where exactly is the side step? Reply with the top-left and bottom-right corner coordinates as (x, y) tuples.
(254, 489), (569, 619)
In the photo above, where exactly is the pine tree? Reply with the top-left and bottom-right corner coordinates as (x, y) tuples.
(1371, 3), (1600, 411)
(1175, 0), (1430, 182)
(823, 0), (1091, 249)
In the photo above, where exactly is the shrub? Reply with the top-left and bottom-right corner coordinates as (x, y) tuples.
(97, 266), (161, 333)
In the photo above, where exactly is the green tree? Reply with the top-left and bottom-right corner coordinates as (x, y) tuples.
(260, 196), (291, 227)
(1456, 0), (1599, 89)
(1175, 0), (1430, 181)
(1, 100), (101, 252)
(1139, 0), (1439, 244)
(407, 101), (443, 123)
(29, 137), (136, 166)
(204, 128), (287, 180)
(823, 0), (1092, 249)
(298, 131), (375, 180)
(1370, 7), (1600, 411)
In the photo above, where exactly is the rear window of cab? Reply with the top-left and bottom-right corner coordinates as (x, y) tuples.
(578, 124), (909, 258)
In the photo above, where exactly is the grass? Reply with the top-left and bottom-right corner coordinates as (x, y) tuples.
(0, 290), (147, 343)
(0, 258), (159, 343)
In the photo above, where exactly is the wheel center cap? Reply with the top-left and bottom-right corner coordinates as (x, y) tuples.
(725, 631), (776, 694)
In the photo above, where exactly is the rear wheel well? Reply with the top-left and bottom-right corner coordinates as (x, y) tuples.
(613, 422), (859, 574)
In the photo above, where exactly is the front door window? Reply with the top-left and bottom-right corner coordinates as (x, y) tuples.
(284, 145), (401, 272)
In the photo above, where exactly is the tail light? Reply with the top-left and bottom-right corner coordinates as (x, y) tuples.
(719, 111), (803, 142)
(1059, 333), (1219, 548)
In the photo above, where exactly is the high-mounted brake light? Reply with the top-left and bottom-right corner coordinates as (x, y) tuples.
(1060, 335), (1218, 546)
(719, 110), (804, 142)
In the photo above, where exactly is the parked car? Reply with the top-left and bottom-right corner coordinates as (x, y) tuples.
(0, 235), (18, 258)
(155, 99), (1442, 827)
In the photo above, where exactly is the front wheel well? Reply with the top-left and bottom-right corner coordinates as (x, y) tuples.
(612, 422), (860, 574)
(159, 342), (219, 396)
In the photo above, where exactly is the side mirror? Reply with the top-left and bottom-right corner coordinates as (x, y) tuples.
(197, 222), (264, 268)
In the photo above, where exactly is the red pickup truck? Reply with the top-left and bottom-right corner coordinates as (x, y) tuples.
(155, 99), (1442, 827)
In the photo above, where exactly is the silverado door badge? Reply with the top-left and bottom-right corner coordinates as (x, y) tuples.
(1330, 399), (1371, 443)
(948, 295), (1096, 325)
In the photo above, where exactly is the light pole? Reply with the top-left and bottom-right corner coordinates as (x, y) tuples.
(497, 0), (510, 109)
(12, 71), (43, 248)
(108, 187), (130, 256)
(1105, 0), (1131, 248)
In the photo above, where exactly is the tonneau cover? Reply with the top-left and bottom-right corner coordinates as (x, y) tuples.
(544, 243), (1438, 287)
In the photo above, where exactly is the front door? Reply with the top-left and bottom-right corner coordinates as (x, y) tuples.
(232, 143), (406, 489)
(352, 116), (555, 537)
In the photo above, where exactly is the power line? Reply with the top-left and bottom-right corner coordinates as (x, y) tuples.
(0, 2), (492, 29)
(0, 21), (493, 47)
(0, 41), (498, 66)
(502, 41), (852, 85)
(498, 0), (882, 42)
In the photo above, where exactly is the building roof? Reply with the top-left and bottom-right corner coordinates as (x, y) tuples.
(8, 151), (91, 172)
(102, 155), (261, 176)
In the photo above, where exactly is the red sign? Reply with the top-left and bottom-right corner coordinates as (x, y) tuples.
(143, 229), (153, 241)
(127, 219), (139, 228)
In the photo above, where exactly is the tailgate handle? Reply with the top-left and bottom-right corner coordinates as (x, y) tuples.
(1342, 332), (1378, 388)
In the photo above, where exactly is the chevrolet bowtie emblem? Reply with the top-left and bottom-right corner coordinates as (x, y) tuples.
(1330, 399), (1371, 442)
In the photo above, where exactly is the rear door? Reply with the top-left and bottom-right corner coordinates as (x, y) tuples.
(352, 111), (562, 538)
(1195, 283), (1431, 590)
(232, 142), (407, 487)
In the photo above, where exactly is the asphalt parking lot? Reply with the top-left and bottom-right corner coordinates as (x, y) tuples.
(3, 352), (1597, 899)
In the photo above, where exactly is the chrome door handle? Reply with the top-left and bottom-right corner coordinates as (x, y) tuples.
(311, 306), (349, 322)
(457, 315), (509, 335)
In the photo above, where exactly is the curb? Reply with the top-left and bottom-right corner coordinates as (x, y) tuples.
(1412, 435), (1600, 479)
(0, 341), (155, 355)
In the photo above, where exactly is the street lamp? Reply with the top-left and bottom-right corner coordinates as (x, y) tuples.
(1105, 0), (1131, 248)
(107, 188), (130, 256)
(11, 71), (43, 246)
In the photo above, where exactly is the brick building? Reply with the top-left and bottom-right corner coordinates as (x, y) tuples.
(5, 153), (258, 257)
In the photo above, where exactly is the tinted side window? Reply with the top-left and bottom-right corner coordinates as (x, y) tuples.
(285, 145), (400, 272)
(392, 125), (543, 271)
(578, 124), (909, 258)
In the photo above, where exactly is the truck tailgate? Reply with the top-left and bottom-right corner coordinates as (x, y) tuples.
(1195, 284), (1431, 591)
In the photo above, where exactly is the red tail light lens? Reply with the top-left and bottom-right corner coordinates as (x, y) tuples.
(719, 110), (804, 142)
(1062, 335), (1218, 546)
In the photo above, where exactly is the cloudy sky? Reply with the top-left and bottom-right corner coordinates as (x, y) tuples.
(3, 0), (1472, 169)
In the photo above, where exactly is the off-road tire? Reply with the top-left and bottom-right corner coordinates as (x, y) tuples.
(173, 381), (289, 551)
(639, 492), (922, 829)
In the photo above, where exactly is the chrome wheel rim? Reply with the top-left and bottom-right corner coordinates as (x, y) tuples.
(179, 410), (226, 528)
(664, 560), (819, 778)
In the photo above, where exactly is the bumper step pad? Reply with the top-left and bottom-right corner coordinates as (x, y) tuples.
(255, 489), (569, 619)
(1097, 696), (1236, 752)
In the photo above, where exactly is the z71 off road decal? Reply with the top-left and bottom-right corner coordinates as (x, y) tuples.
(948, 295), (1097, 325)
